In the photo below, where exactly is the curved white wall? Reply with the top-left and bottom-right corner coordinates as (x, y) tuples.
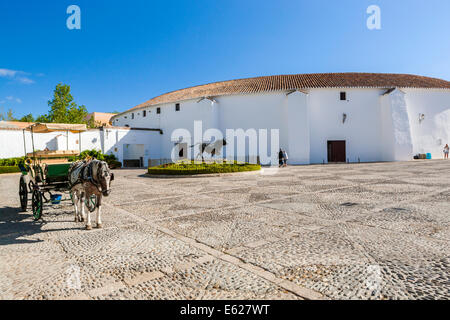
(405, 89), (450, 159)
(111, 88), (450, 165)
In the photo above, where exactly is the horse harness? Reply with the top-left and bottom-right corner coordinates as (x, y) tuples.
(70, 160), (103, 193)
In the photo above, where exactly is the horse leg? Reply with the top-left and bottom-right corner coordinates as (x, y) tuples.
(80, 191), (86, 222)
(83, 193), (92, 230)
(79, 193), (85, 222)
(96, 195), (103, 229)
(73, 191), (79, 222)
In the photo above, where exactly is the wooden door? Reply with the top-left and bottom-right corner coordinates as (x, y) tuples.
(327, 141), (346, 163)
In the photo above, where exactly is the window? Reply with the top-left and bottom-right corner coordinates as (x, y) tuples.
(125, 124), (129, 127)
(132, 113), (134, 119)
(175, 103), (180, 111)
(340, 92), (347, 101)
(157, 107), (161, 114)
(124, 116), (127, 119)
(143, 110), (146, 117)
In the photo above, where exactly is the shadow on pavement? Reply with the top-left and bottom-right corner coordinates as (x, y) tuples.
(0, 206), (79, 246)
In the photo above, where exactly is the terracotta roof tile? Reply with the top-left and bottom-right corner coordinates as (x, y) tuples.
(120, 73), (450, 115)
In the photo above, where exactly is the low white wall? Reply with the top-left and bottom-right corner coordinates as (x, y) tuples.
(0, 128), (161, 167)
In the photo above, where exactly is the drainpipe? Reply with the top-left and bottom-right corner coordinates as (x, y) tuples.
(100, 127), (105, 154)
(210, 99), (219, 130)
(31, 125), (35, 159)
(22, 129), (27, 157)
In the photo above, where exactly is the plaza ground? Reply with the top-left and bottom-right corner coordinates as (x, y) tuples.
(0, 160), (449, 300)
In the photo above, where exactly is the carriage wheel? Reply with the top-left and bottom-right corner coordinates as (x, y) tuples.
(32, 189), (43, 220)
(19, 177), (28, 212)
(85, 194), (97, 213)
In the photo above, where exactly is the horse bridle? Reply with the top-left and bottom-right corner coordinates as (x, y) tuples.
(88, 161), (114, 193)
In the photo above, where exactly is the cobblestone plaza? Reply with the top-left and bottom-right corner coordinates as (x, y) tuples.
(0, 160), (449, 300)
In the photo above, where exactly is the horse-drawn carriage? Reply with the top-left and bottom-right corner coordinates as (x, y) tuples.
(18, 123), (97, 220)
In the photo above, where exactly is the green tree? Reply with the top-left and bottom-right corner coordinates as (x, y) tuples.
(35, 114), (51, 123)
(0, 108), (17, 121)
(6, 108), (15, 121)
(19, 113), (35, 122)
(47, 83), (89, 124)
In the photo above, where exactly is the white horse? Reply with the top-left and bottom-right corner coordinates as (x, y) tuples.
(69, 159), (114, 230)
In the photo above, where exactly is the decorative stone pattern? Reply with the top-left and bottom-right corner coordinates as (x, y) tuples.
(0, 160), (449, 299)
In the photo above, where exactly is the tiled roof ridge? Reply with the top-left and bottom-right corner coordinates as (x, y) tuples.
(116, 73), (450, 116)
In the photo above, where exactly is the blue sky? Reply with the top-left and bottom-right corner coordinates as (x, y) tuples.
(1, 0), (449, 119)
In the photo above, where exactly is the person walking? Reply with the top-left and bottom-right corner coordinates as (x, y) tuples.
(282, 149), (288, 167)
(278, 149), (284, 167)
(444, 144), (449, 159)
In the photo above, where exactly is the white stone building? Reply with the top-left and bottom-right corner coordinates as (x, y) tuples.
(111, 73), (450, 165)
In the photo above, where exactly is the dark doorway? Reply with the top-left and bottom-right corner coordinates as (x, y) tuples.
(327, 141), (346, 163)
(123, 159), (141, 168)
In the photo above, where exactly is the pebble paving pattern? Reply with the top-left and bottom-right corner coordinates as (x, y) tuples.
(0, 160), (449, 300)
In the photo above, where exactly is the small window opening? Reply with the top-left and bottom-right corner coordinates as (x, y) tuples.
(157, 107), (161, 114)
(143, 110), (146, 117)
(132, 113), (134, 119)
(175, 103), (180, 111)
(340, 92), (347, 101)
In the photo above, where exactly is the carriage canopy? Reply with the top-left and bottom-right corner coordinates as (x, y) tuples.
(26, 123), (87, 133)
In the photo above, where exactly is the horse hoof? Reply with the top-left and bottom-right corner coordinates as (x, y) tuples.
(74, 217), (79, 222)
(96, 223), (103, 229)
(80, 217), (84, 222)
(86, 225), (92, 230)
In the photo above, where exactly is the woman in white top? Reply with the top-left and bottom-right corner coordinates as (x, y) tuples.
(444, 144), (449, 159)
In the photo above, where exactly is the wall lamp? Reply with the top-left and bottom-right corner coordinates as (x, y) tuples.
(419, 113), (425, 124)
(342, 113), (347, 124)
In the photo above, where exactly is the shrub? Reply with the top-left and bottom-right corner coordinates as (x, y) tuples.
(79, 149), (106, 161)
(70, 149), (121, 168)
(148, 161), (261, 175)
(0, 157), (25, 167)
(108, 160), (122, 169)
(0, 150), (121, 170)
(0, 166), (21, 174)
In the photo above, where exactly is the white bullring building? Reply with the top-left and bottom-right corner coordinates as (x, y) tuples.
(111, 73), (450, 165)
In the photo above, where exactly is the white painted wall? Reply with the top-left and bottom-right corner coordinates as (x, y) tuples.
(404, 89), (450, 159)
(115, 92), (288, 165)
(284, 91), (310, 164)
(385, 89), (414, 161)
(109, 87), (450, 165)
(380, 94), (396, 161)
(218, 93), (285, 164)
(0, 130), (98, 159)
(0, 128), (161, 168)
(308, 88), (385, 164)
